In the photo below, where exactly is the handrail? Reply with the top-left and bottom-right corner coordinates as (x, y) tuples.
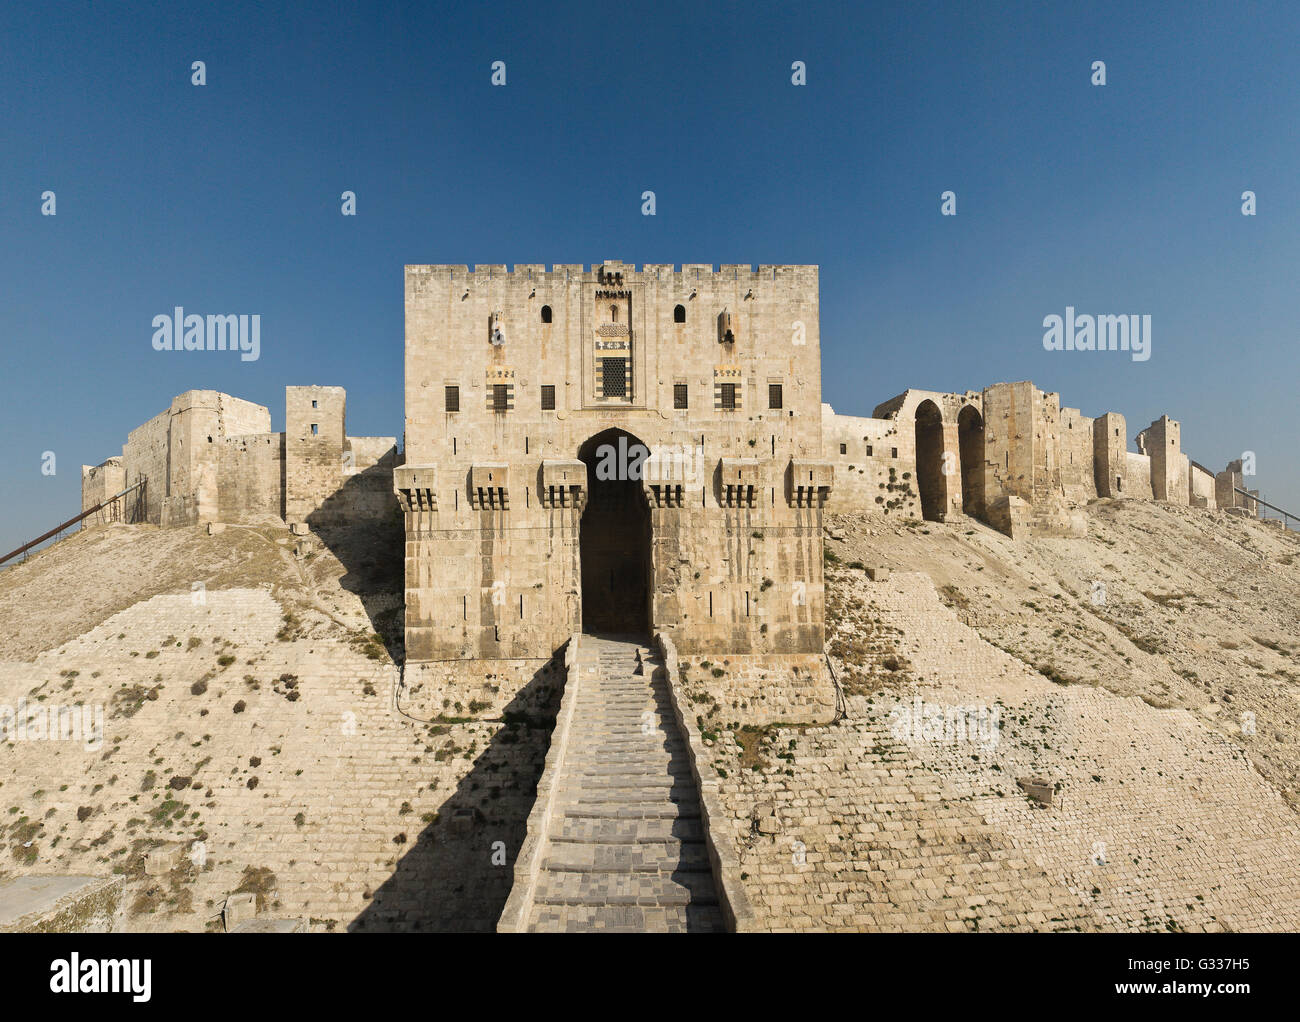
(1234, 487), (1296, 529)
(0, 480), (145, 567)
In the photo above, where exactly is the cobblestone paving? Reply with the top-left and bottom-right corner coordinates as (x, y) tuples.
(526, 636), (725, 932)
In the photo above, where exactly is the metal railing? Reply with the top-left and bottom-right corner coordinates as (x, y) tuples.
(0, 480), (146, 568)
(1234, 487), (1297, 531)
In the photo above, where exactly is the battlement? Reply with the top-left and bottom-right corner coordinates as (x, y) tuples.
(404, 262), (818, 283)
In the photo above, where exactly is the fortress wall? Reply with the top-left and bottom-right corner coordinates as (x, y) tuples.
(1125, 451), (1153, 496)
(1189, 462), (1217, 509)
(80, 458), (126, 528)
(870, 389), (974, 520)
(981, 382), (1038, 504)
(285, 386), (346, 524)
(1059, 406), (1097, 503)
(216, 433), (284, 522)
(1216, 460), (1245, 508)
(1093, 412), (1127, 497)
(821, 406), (917, 516)
(123, 408), (172, 524)
(1140, 416), (1187, 504)
(308, 437), (400, 525)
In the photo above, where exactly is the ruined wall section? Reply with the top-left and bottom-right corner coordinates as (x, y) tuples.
(79, 458), (127, 528)
(820, 405), (917, 516)
(868, 389), (974, 521)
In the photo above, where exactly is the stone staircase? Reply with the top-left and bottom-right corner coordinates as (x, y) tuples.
(525, 636), (725, 932)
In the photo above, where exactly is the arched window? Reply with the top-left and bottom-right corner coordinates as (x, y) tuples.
(540, 305), (552, 324)
(673, 304), (686, 323)
(610, 305), (619, 322)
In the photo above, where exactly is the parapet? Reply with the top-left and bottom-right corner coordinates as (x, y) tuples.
(788, 460), (834, 507)
(394, 464), (437, 512)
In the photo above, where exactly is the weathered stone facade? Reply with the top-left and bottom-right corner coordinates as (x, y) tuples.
(398, 261), (834, 699)
(81, 387), (398, 532)
(825, 379), (1249, 538)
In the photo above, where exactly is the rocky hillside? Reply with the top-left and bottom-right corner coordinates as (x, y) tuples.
(0, 521), (556, 932)
(825, 500), (1300, 807)
(1, 501), (1297, 932)
(683, 501), (1300, 931)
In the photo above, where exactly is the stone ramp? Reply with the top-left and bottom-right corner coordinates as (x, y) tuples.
(525, 636), (725, 932)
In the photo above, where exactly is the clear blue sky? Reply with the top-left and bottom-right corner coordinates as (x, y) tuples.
(3, 0), (1298, 555)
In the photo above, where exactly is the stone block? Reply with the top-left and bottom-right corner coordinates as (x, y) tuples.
(145, 843), (183, 876)
(866, 566), (891, 581)
(1017, 776), (1054, 805)
(223, 892), (258, 930)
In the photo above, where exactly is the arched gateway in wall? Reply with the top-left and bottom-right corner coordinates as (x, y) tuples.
(914, 399), (947, 521)
(577, 428), (653, 636)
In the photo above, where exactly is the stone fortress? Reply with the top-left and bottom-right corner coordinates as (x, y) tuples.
(84, 260), (1262, 685)
(55, 260), (1296, 933)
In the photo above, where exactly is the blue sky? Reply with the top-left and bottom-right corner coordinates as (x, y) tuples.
(2, 0), (1298, 554)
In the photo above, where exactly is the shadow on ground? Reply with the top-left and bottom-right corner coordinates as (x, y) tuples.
(348, 653), (563, 932)
(307, 464), (406, 662)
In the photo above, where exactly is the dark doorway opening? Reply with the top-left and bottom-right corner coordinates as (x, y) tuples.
(578, 429), (652, 636)
(915, 400), (946, 522)
(957, 405), (985, 519)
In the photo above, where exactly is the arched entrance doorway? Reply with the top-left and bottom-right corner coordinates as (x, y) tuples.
(578, 428), (653, 636)
(957, 405), (985, 519)
(914, 400), (946, 521)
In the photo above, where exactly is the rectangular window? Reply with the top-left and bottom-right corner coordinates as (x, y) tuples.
(720, 383), (737, 410)
(891, 447), (898, 459)
(445, 385), (459, 412)
(540, 385), (555, 410)
(768, 383), (783, 409)
(839, 442), (847, 455)
(493, 384), (509, 411)
(311, 400), (318, 409)
(866, 445), (873, 457)
(601, 357), (627, 398)
(311, 424), (319, 436)
(674, 383), (689, 409)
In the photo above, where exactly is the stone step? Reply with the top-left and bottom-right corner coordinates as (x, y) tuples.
(530, 869), (720, 908)
(542, 841), (712, 873)
(525, 903), (726, 933)
(557, 801), (701, 820)
(551, 816), (706, 844)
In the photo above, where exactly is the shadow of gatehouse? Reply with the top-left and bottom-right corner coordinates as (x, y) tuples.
(348, 651), (564, 932)
(307, 458), (406, 663)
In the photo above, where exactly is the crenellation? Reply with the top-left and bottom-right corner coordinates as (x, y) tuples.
(82, 386), (397, 535)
